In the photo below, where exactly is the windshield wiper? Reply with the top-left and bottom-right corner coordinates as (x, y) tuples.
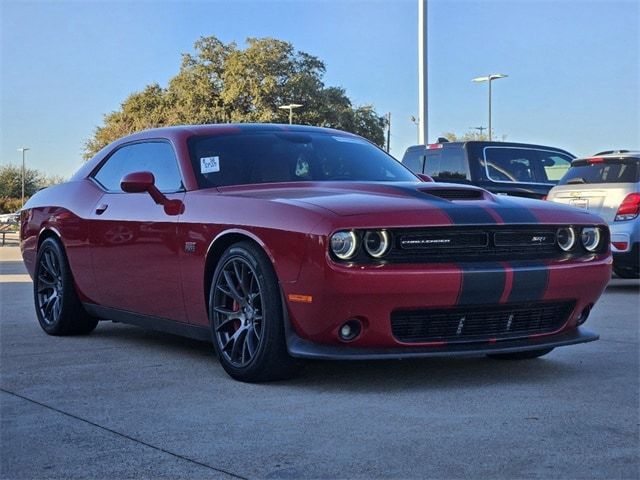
(566, 178), (588, 184)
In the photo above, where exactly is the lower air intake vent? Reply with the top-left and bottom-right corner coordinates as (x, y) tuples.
(391, 301), (575, 343)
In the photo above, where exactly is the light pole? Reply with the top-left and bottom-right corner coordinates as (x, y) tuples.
(410, 116), (420, 144)
(471, 73), (508, 141)
(385, 112), (391, 153)
(17, 147), (30, 208)
(278, 103), (303, 124)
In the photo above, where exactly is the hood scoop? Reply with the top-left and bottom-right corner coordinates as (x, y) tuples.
(420, 188), (485, 201)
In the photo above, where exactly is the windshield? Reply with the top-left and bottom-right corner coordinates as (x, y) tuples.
(188, 132), (417, 188)
(558, 159), (640, 185)
(480, 147), (573, 184)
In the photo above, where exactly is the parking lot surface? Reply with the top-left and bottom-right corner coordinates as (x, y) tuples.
(1, 244), (638, 479)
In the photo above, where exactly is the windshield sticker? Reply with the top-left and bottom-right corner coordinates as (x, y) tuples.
(333, 136), (367, 145)
(200, 156), (220, 174)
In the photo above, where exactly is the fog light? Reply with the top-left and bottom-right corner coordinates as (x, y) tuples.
(338, 319), (362, 342)
(577, 305), (592, 325)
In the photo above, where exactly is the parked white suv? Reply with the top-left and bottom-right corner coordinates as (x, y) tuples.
(547, 151), (640, 278)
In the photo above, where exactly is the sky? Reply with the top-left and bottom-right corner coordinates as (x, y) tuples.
(1, 0), (638, 178)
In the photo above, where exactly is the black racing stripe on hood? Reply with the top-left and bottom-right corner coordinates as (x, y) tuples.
(457, 263), (506, 305)
(386, 185), (497, 225)
(507, 262), (549, 303)
(490, 198), (539, 224)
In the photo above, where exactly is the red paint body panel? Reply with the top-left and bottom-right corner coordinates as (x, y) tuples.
(22, 124), (612, 357)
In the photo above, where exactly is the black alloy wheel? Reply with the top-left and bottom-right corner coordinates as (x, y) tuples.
(34, 237), (98, 335)
(210, 241), (300, 382)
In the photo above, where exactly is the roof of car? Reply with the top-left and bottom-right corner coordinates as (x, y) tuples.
(122, 123), (357, 140)
(404, 140), (573, 153)
(574, 151), (640, 162)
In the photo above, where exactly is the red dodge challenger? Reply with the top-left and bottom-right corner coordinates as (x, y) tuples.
(20, 124), (612, 381)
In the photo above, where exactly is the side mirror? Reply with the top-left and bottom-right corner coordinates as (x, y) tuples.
(416, 173), (434, 182)
(120, 171), (184, 216)
(121, 171), (155, 193)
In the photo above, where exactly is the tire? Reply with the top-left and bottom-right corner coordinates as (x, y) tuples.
(613, 267), (640, 279)
(209, 241), (300, 382)
(33, 237), (98, 335)
(487, 348), (554, 360)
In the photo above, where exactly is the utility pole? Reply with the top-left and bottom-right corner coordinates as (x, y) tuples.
(418, 0), (428, 144)
(278, 103), (303, 124)
(386, 112), (391, 153)
(17, 147), (30, 208)
(472, 126), (487, 136)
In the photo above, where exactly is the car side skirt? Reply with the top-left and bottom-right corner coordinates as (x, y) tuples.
(83, 304), (211, 342)
(285, 327), (598, 361)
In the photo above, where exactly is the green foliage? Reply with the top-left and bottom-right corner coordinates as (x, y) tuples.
(0, 164), (44, 198)
(0, 165), (67, 213)
(84, 36), (386, 159)
(0, 197), (22, 214)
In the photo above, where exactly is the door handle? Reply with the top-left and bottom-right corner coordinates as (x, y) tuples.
(95, 204), (109, 215)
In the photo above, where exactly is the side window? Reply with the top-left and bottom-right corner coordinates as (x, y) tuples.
(424, 152), (442, 177)
(402, 150), (425, 173)
(94, 142), (183, 193)
(436, 148), (468, 180)
(540, 154), (572, 182)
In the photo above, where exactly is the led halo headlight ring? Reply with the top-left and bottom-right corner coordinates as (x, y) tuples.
(556, 227), (576, 252)
(330, 230), (358, 260)
(363, 230), (391, 258)
(581, 226), (601, 252)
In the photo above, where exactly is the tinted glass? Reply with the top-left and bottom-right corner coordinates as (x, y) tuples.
(437, 148), (468, 180)
(188, 132), (417, 187)
(558, 159), (640, 185)
(482, 147), (573, 184)
(424, 151), (442, 177)
(94, 142), (183, 193)
(402, 150), (425, 173)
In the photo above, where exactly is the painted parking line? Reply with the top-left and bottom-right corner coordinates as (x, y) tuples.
(0, 274), (31, 283)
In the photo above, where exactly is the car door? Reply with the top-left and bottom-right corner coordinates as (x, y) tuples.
(88, 140), (187, 321)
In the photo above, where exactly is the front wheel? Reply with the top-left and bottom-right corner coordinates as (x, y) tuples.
(487, 348), (554, 360)
(209, 241), (300, 382)
(33, 237), (98, 335)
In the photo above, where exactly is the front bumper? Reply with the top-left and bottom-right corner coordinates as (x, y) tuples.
(283, 255), (611, 349)
(287, 327), (599, 360)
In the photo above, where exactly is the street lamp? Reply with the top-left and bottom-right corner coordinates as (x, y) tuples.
(17, 147), (30, 208)
(278, 103), (303, 124)
(410, 116), (420, 144)
(471, 73), (508, 141)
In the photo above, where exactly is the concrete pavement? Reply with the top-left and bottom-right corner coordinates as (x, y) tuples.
(1, 245), (638, 479)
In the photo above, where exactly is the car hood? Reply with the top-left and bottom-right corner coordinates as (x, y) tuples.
(214, 181), (605, 225)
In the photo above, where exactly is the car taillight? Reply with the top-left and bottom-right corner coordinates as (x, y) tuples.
(612, 241), (629, 251)
(615, 193), (640, 221)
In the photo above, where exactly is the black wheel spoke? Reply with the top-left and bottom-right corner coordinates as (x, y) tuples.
(36, 247), (64, 325)
(222, 270), (244, 304)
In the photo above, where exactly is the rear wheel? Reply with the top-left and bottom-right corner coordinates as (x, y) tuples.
(487, 348), (554, 360)
(209, 241), (299, 382)
(34, 237), (98, 335)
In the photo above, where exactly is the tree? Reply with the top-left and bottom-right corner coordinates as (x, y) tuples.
(84, 36), (386, 158)
(0, 165), (44, 198)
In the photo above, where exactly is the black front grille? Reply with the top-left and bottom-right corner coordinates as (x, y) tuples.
(387, 226), (562, 263)
(423, 189), (484, 200)
(391, 301), (575, 343)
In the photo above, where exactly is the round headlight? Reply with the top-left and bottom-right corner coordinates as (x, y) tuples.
(330, 231), (358, 260)
(581, 227), (601, 252)
(557, 227), (576, 251)
(364, 230), (391, 258)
